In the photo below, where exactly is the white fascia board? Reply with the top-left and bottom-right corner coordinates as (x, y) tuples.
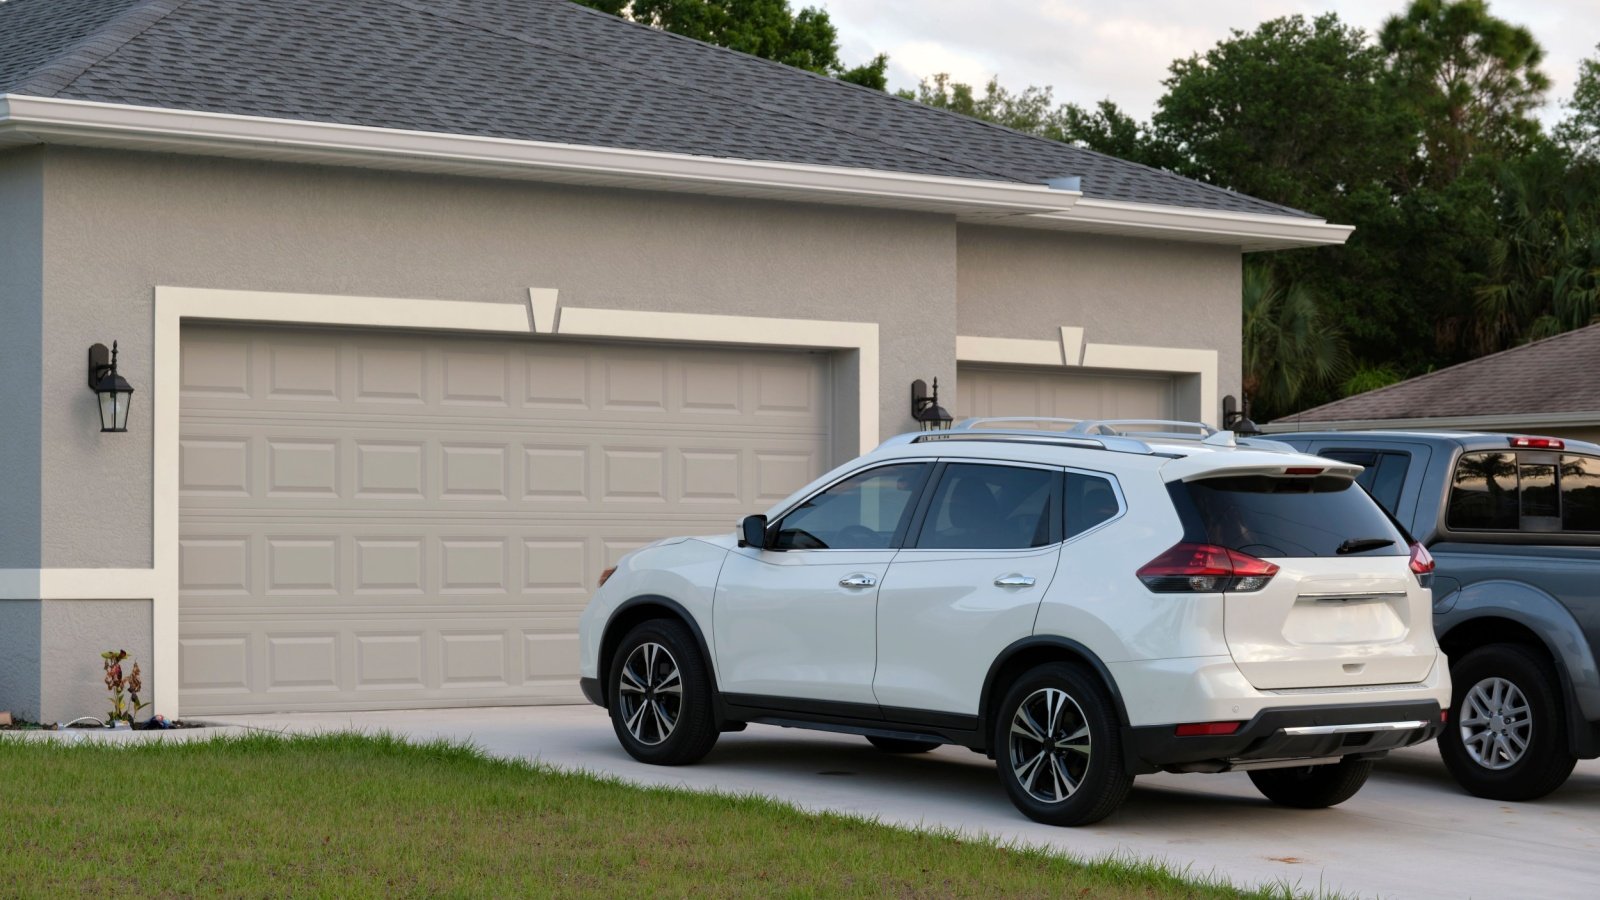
(0, 94), (1079, 216)
(0, 95), (1355, 248)
(1261, 411), (1600, 434)
(1034, 197), (1355, 251)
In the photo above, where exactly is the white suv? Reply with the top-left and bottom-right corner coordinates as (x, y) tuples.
(577, 419), (1450, 825)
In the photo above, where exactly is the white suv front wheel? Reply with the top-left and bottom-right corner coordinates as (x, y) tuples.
(608, 619), (720, 766)
(994, 663), (1133, 826)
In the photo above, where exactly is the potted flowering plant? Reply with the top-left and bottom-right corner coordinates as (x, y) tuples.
(101, 650), (150, 729)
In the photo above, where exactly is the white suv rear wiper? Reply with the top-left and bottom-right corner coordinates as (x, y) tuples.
(1337, 537), (1396, 555)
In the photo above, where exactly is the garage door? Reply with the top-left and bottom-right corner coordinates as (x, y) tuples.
(957, 364), (1177, 423)
(178, 325), (831, 714)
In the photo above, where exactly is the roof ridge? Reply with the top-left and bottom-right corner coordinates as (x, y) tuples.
(1284, 320), (1600, 421)
(11, 0), (191, 97)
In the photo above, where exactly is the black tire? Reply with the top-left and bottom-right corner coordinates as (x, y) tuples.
(1438, 643), (1577, 801)
(993, 663), (1133, 826)
(1249, 758), (1372, 808)
(607, 619), (719, 766)
(865, 735), (940, 754)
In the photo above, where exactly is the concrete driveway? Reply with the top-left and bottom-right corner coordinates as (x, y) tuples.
(207, 705), (1600, 899)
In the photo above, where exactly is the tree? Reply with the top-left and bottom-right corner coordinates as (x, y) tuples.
(1473, 142), (1600, 353)
(1147, 14), (1448, 379)
(1557, 45), (1600, 162)
(1153, 14), (1412, 218)
(571, 0), (887, 88)
(1053, 100), (1179, 171)
(895, 74), (1059, 134)
(1241, 264), (1350, 420)
(1379, 0), (1550, 185)
(896, 76), (1176, 169)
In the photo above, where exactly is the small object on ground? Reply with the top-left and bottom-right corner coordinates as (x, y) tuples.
(140, 715), (173, 730)
(61, 716), (113, 729)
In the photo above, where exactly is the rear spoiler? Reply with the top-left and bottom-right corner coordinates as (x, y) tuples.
(1160, 451), (1363, 484)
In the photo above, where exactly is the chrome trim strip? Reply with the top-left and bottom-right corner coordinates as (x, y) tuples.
(1281, 720), (1429, 736)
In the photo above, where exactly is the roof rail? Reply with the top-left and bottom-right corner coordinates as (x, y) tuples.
(1068, 419), (1217, 438)
(952, 417), (1084, 433)
(909, 429), (1161, 456)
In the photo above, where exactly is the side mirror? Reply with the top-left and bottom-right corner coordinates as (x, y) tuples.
(739, 514), (770, 549)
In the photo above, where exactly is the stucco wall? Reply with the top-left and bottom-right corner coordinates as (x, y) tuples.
(0, 149), (43, 569)
(38, 600), (154, 724)
(0, 601), (42, 721)
(954, 224), (1243, 419)
(37, 147), (966, 569)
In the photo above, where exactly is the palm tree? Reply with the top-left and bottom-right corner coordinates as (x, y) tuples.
(1475, 146), (1600, 353)
(1241, 264), (1351, 420)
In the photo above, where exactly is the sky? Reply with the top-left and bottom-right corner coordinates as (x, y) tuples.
(822, 0), (1598, 128)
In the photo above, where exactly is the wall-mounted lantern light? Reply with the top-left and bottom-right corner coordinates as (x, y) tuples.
(1221, 394), (1260, 436)
(911, 378), (953, 431)
(87, 342), (135, 433)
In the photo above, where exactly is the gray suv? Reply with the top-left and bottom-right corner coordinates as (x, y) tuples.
(1273, 430), (1600, 800)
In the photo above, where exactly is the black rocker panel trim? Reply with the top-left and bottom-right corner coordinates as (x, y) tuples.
(720, 693), (985, 749)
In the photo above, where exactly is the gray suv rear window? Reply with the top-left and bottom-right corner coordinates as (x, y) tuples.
(1171, 476), (1406, 558)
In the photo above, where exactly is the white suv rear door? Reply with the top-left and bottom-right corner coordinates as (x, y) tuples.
(1170, 471), (1438, 689)
(874, 462), (1064, 714)
(714, 462), (931, 705)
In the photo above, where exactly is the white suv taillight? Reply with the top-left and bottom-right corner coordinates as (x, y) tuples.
(1408, 542), (1435, 578)
(1137, 542), (1280, 593)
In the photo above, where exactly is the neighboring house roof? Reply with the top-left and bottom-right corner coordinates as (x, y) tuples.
(1276, 322), (1600, 428)
(0, 0), (1310, 221)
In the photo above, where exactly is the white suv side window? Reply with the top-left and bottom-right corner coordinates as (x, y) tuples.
(1065, 471), (1121, 538)
(914, 463), (1058, 550)
(774, 463), (928, 550)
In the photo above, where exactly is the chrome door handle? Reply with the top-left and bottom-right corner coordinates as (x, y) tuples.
(994, 574), (1036, 587)
(839, 574), (878, 588)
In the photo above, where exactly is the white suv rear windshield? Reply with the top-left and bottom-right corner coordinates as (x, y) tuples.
(1171, 475), (1407, 558)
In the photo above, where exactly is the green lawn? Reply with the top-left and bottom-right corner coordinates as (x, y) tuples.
(1, 732), (1296, 898)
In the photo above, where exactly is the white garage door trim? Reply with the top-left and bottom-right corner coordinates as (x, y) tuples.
(956, 330), (1217, 427)
(150, 285), (880, 714)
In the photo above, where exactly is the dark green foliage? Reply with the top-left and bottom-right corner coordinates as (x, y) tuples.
(571, 0), (886, 88)
(1241, 263), (1351, 416)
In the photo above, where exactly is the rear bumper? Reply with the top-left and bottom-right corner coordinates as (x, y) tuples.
(579, 676), (606, 709)
(1124, 699), (1442, 774)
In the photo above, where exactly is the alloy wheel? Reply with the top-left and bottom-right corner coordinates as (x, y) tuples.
(1459, 676), (1532, 771)
(617, 642), (682, 746)
(1008, 687), (1092, 803)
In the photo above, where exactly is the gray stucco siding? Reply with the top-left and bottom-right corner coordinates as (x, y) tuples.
(38, 599), (153, 724)
(954, 225), (1243, 419)
(0, 149), (43, 569)
(0, 601), (43, 721)
(36, 147), (961, 569)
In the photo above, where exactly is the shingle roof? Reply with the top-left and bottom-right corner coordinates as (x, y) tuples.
(1281, 322), (1600, 424)
(0, 0), (1313, 219)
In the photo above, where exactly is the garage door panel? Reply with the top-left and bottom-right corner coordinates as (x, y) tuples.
(180, 325), (830, 714)
(958, 363), (1177, 422)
